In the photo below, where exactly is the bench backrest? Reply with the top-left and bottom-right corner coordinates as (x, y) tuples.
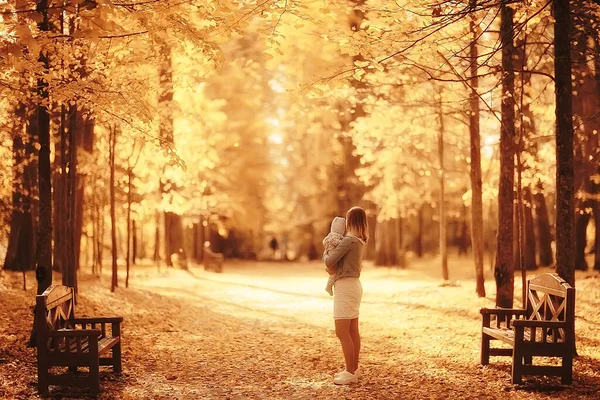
(526, 273), (575, 343)
(35, 285), (74, 345)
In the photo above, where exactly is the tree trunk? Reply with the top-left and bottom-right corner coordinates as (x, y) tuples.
(62, 106), (78, 294)
(395, 216), (405, 268)
(469, 0), (485, 298)
(29, 0), (52, 348)
(365, 212), (377, 260)
(574, 209), (590, 270)
(74, 112), (94, 277)
(415, 204), (424, 257)
(126, 168), (132, 288)
(4, 108), (37, 272)
(594, 204), (600, 270)
(52, 107), (66, 274)
(154, 209), (161, 266)
(132, 219), (138, 264)
(495, 1), (516, 307)
(595, 38), (600, 272)
(533, 183), (553, 266)
(523, 186), (537, 270)
(109, 126), (118, 292)
(375, 218), (387, 266)
(438, 89), (449, 281)
(35, 0), (52, 296)
(554, 0), (576, 287)
(158, 44), (187, 268)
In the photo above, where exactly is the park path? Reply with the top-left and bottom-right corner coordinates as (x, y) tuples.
(2, 259), (599, 399)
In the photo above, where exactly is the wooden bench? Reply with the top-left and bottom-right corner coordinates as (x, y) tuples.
(35, 285), (123, 394)
(203, 248), (224, 272)
(480, 273), (575, 384)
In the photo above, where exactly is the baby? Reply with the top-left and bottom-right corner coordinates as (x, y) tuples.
(322, 216), (345, 296)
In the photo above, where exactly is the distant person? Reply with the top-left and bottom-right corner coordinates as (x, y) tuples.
(322, 216), (346, 296)
(323, 206), (368, 385)
(269, 237), (279, 259)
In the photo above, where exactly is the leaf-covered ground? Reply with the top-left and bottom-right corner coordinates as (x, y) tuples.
(1, 256), (600, 399)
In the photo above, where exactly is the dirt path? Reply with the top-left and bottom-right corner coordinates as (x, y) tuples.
(1, 259), (600, 399)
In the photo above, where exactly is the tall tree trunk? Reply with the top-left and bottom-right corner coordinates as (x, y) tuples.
(29, 0), (53, 348)
(52, 107), (65, 274)
(495, 1), (516, 307)
(154, 209), (161, 266)
(4, 107), (36, 272)
(513, 185), (537, 271)
(35, 0), (52, 296)
(438, 89), (449, 281)
(365, 213), (376, 260)
(415, 204), (424, 257)
(534, 182), (553, 266)
(469, 4), (485, 296)
(62, 106), (78, 294)
(375, 217), (388, 266)
(387, 218), (398, 265)
(574, 210), (590, 270)
(554, 0), (576, 287)
(594, 205), (600, 270)
(109, 126), (118, 292)
(158, 44), (187, 268)
(74, 113), (94, 277)
(132, 219), (138, 264)
(126, 168), (132, 288)
(523, 186), (537, 270)
(594, 38), (600, 271)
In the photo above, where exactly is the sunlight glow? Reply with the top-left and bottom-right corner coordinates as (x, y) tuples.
(268, 133), (284, 145)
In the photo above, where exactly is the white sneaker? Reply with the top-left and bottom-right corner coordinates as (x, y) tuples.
(335, 366), (360, 378)
(333, 370), (357, 385)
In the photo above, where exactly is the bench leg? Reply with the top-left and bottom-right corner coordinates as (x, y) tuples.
(68, 366), (78, 373)
(112, 323), (122, 373)
(37, 358), (49, 395)
(89, 338), (100, 394)
(561, 355), (573, 384)
(89, 357), (100, 394)
(511, 338), (523, 384)
(481, 333), (491, 365)
(113, 343), (122, 372)
(524, 355), (532, 365)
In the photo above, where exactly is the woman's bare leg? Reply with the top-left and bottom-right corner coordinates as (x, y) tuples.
(349, 318), (360, 372)
(334, 319), (355, 373)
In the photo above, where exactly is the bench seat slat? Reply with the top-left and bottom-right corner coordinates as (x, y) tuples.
(52, 336), (119, 356)
(481, 327), (534, 343)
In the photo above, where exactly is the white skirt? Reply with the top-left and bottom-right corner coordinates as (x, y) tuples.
(333, 278), (363, 320)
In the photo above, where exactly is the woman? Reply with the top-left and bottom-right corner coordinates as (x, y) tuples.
(323, 206), (368, 385)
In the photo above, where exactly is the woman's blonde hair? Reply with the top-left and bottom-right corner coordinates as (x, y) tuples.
(346, 206), (368, 242)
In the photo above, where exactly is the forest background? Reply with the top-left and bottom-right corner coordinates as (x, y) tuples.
(1, 0), (599, 306)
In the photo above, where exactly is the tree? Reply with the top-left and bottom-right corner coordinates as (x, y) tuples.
(468, 2), (486, 297)
(494, 1), (516, 308)
(553, 0), (575, 286)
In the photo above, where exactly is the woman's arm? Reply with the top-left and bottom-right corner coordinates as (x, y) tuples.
(323, 236), (353, 268)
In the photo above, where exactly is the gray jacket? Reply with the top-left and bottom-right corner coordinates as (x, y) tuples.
(323, 234), (365, 282)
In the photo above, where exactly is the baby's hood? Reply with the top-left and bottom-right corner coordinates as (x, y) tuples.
(330, 217), (345, 235)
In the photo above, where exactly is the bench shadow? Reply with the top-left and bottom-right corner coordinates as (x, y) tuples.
(41, 370), (130, 399)
(485, 354), (600, 396)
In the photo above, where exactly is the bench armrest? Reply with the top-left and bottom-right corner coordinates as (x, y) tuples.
(512, 320), (566, 328)
(72, 317), (123, 324)
(50, 328), (101, 337)
(480, 307), (527, 316)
